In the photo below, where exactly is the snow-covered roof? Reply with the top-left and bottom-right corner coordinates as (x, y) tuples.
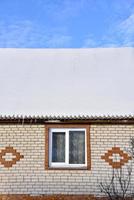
(0, 48), (134, 116)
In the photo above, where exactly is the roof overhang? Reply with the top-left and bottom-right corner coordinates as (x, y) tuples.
(0, 115), (134, 125)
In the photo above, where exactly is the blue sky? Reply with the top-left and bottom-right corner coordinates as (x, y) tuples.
(0, 0), (134, 48)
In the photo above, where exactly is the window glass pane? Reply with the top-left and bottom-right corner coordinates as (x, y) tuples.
(69, 131), (85, 164)
(52, 132), (65, 162)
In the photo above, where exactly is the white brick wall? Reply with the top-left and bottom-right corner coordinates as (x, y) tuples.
(0, 124), (133, 195)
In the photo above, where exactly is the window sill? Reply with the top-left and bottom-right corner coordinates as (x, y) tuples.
(46, 166), (88, 170)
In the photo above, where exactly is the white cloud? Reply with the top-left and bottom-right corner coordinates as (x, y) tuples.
(46, 35), (71, 48)
(82, 35), (98, 48)
(121, 13), (134, 31)
(0, 20), (71, 48)
(38, 0), (86, 19)
(118, 13), (134, 46)
(83, 11), (134, 48)
(0, 21), (41, 47)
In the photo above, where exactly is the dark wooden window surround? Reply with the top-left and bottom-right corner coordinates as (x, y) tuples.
(45, 124), (91, 170)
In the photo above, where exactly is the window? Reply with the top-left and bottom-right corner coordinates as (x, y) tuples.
(45, 124), (90, 170)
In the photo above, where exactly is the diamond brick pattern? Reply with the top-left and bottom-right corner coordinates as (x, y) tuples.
(0, 146), (24, 168)
(101, 147), (132, 169)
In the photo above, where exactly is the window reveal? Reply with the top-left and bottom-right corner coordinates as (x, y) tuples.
(45, 124), (90, 170)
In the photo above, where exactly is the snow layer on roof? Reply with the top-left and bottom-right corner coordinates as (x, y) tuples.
(0, 48), (133, 116)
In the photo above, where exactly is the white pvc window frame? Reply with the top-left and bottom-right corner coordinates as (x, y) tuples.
(49, 128), (87, 168)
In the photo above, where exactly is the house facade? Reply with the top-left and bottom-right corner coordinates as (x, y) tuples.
(0, 115), (134, 197)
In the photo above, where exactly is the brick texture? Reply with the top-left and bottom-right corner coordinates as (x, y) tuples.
(0, 124), (133, 196)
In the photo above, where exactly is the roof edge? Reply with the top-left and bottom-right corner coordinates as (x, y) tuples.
(0, 115), (134, 124)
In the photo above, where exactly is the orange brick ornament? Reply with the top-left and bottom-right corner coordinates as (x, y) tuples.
(0, 146), (24, 168)
(101, 147), (131, 169)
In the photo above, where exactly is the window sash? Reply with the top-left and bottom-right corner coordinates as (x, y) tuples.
(69, 130), (85, 164)
(52, 132), (65, 162)
(49, 128), (87, 168)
